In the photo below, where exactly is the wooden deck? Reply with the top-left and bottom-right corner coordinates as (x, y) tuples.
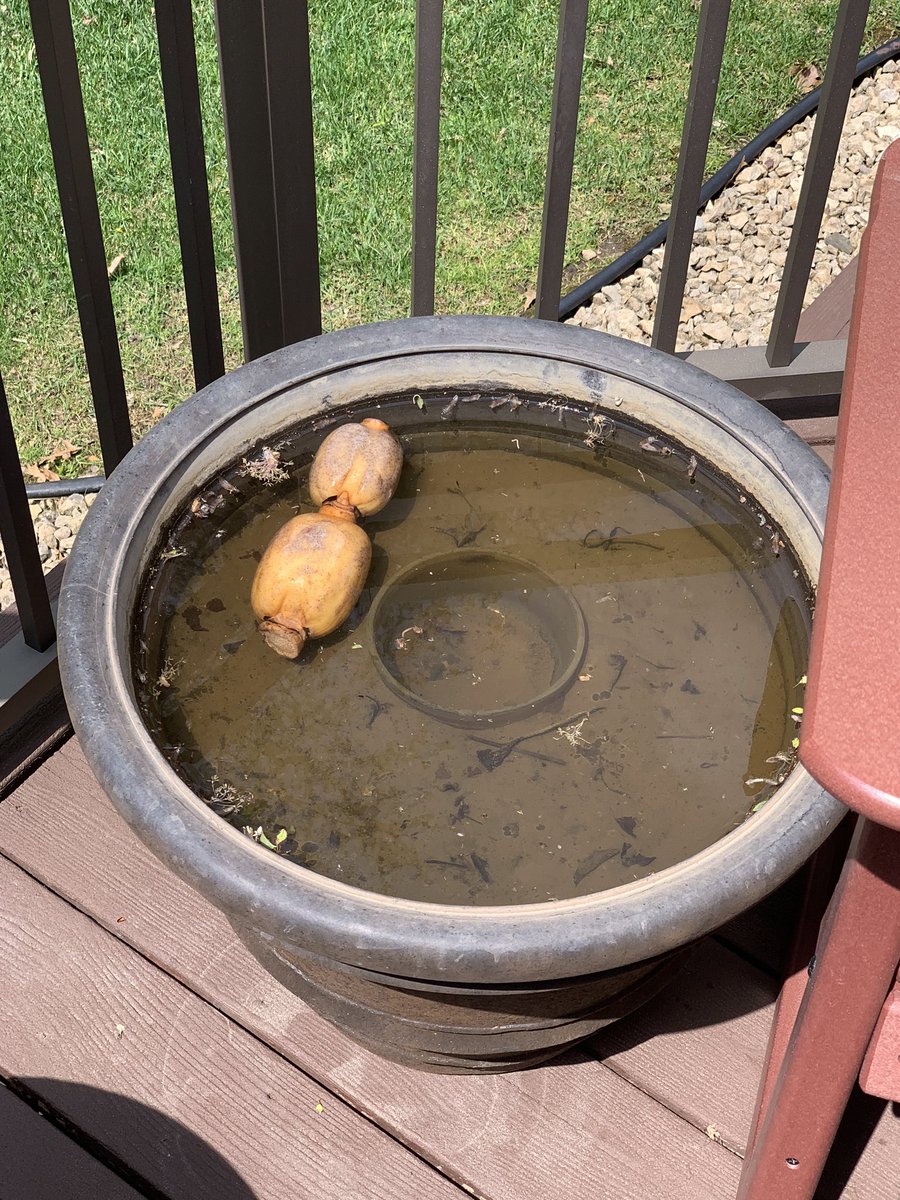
(4, 265), (897, 1199)
(2, 737), (899, 1200)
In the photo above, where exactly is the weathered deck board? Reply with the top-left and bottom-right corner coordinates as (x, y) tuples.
(591, 939), (776, 1152)
(7, 738), (897, 1198)
(0, 1082), (142, 1200)
(0, 853), (467, 1200)
(0, 739), (741, 1200)
(797, 258), (859, 343)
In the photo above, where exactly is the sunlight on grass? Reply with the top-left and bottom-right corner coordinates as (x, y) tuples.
(0, 0), (897, 463)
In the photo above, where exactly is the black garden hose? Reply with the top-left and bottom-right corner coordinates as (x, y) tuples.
(24, 474), (106, 500)
(557, 37), (900, 321)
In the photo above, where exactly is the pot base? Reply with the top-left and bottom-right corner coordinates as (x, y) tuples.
(233, 921), (692, 1073)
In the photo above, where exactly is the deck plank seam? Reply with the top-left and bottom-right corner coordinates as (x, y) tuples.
(0, 1075), (167, 1200)
(585, 1050), (748, 1159)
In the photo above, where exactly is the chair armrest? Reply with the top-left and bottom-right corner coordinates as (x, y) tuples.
(800, 139), (900, 829)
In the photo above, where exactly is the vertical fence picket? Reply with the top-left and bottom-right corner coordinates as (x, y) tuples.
(28, 0), (133, 474)
(214, 0), (321, 362)
(766, 0), (871, 367)
(535, 0), (589, 322)
(411, 0), (444, 317)
(652, 0), (731, 354)
(156, 0), (225, 391)
(0, 376), (55, 652)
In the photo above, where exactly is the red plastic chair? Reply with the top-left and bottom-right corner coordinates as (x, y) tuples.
(737, 139), (900, 1199)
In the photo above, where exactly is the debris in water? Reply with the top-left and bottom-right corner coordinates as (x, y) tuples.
(182, 604), (208, 633)
(554, 716), (591, 749)
(597, 653), (627, 699)
(437, 523), (487, 548)
(574, 846), (619, 886)
(475, 703), (606, 771)
(470, 852), (492, 884)
(241, 445), (289, 485)
(620, 842), (656, 868)
(583, 526), (662, 553)
(637, 655), (675, 670)
(359, 694), (391, 728)
(640, 436), (674, 456)
(394, 625), (424, 651)
(467, 735), (565, 767)
(616, 816), (637, 837)
(584, 412), (614, 449)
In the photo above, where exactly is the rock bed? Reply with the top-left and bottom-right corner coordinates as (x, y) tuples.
(568, 61), (899, 347)
(2, 61), (898, 617)
(0, 492), (97, 614)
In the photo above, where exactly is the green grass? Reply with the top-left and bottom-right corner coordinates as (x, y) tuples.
(0, 0), (897, 467)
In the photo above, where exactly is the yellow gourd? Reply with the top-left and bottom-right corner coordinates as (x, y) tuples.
(251, 418), (402, 659)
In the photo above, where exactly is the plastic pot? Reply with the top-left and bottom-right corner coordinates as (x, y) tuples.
(59, 317), (844, 1072)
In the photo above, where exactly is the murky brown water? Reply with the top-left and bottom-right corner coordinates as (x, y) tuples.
(135, 396), (810, 906)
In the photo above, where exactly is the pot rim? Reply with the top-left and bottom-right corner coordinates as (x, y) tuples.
(59, 315), (845, 983)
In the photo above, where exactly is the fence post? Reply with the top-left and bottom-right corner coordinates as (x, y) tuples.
(535, 0), (589, 321)
(156, 0), (226, 391)
(0, 375), (55, 652)
(28, 0), (133, 474)
(214, 0), (322, 361)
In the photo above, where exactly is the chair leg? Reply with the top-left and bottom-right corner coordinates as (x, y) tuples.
(737, 819), (900, 1200)
(745, 817), (855, 1157)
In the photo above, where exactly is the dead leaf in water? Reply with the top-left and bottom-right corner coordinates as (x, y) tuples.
(573, 846), (619, 886)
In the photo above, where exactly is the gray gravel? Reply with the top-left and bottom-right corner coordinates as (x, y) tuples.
(568, 61), (899, 348)
(2, 61), (898, 616)
(0, 492), (98, 614)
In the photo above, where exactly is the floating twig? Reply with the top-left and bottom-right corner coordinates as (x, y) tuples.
(597, 653), (627, 699)
(474, 703), (606, 772)
(582, 526), (662, 553)
(466, 735), (566, 767)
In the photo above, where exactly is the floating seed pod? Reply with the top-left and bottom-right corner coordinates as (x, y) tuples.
(251, 506), (372, 659)
(309, 418), (403, 516)
(252, 418), (403, 658)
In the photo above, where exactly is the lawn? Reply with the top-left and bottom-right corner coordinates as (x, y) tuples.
(0, 0), (898, 470)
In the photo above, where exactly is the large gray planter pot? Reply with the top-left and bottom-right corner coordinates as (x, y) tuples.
(59, 316), (844, 1073)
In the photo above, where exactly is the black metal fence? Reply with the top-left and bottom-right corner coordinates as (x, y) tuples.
(0, 0), (891, 739)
